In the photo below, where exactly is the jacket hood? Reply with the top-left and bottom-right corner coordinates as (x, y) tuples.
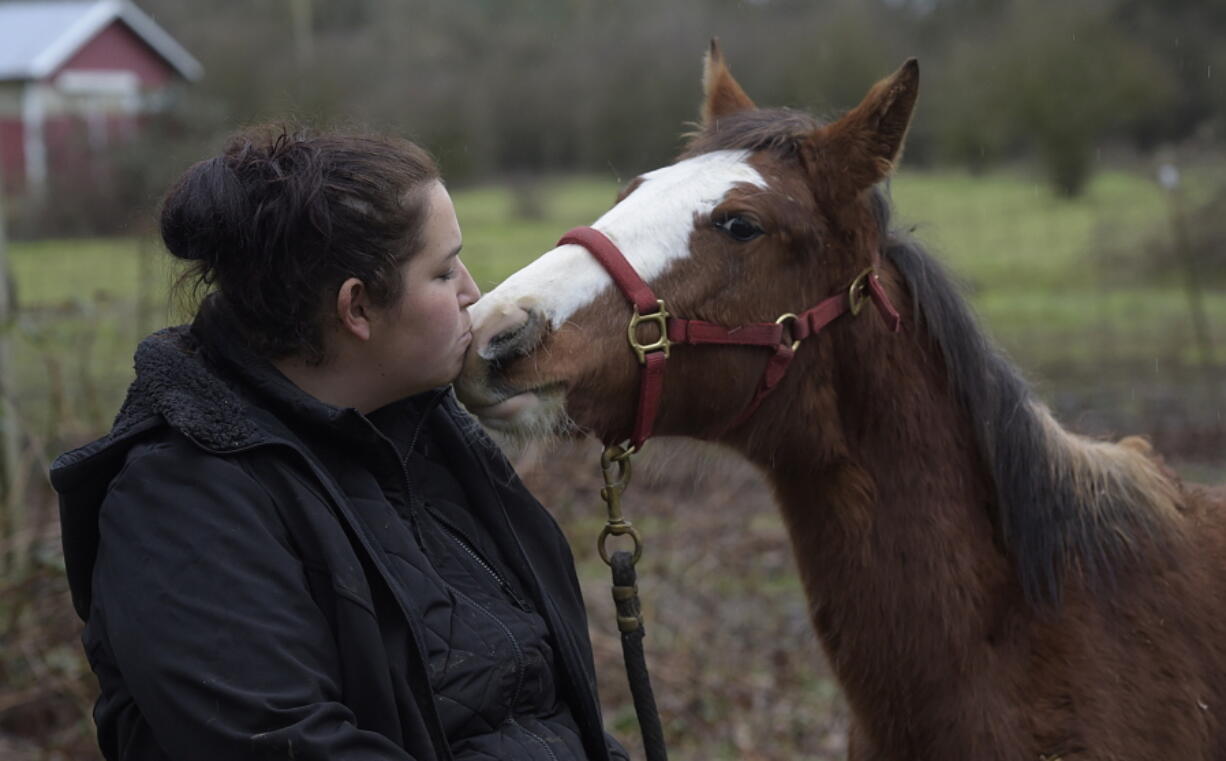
(50, 324), (254, 492)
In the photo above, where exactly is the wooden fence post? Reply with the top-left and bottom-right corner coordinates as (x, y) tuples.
(0, 162), (23, 574)
(1160, 163), (1219, 392)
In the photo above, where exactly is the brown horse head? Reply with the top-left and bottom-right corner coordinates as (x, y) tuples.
(458, 43), (919, 455)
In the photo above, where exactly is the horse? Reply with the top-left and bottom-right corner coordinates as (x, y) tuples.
(455, 42), (1226, 760)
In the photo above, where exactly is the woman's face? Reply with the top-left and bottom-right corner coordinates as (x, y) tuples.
(367, 180), (480, 398)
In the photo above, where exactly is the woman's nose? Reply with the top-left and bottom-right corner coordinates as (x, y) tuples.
(458, 260), (480, 307)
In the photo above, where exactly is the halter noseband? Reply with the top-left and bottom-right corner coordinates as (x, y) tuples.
(557, 225), (902, 451)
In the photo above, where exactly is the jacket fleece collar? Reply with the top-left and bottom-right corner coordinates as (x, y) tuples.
(53, 294), (424, 481)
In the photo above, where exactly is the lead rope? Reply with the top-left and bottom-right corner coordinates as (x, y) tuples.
(598, 444), (668, 761)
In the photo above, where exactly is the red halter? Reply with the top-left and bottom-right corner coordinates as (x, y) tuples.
(557, 226), (902, 450)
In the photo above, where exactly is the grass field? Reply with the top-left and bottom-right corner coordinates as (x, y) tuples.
(2, 166), (1197, 300)
(11, 164), (1222, 330)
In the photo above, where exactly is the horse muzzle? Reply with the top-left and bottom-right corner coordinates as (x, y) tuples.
(456, 300), (561, 430)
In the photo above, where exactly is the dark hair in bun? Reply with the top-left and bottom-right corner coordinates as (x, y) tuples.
(161, 125), (439, 362)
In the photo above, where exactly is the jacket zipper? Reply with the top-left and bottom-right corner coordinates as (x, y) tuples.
(441, 521), (503, 585)
(454, 415), (615, 761)
(446, 584), (559, 761)
(401, 397), (562, 756)
(429, 507), (533, 612)
(396, 388), (459, 555)
(397, 389), (533, 611)
(508, 716), (561, 761)
(444, 582), (527, 707)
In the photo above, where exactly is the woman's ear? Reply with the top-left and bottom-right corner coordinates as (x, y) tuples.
(335, 277), (373, 342)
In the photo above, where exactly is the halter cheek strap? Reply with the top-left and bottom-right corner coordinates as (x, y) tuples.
(560, 226), (659, 315)
(557, 226), (901, 450)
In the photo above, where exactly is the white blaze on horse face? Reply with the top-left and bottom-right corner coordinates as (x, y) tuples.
(472, 150), (766, 334)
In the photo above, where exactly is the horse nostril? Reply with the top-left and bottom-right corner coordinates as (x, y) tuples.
(487, 328), (519, 355)
(480, 309), (545, 364)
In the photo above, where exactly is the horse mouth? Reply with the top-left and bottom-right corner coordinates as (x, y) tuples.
(466, 392), (539, 421)
(460, 384), (566, 430)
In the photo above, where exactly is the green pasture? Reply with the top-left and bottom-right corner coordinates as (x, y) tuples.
(5, 167), (1189, 302)
(8, 166), (1225, 443)
(12, 167), (1223, 338)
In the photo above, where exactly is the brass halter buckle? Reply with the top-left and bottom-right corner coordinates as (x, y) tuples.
(848, 266), (876, 317)
(627, 300), (671, 365)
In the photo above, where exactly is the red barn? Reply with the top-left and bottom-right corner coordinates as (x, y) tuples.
(0, 0), (201, 198)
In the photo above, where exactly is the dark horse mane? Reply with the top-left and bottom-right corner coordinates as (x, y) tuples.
(690, 108), (1180, 605)
(877, 207), (1177, 605)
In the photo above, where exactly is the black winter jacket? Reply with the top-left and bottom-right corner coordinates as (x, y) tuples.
(50, 299), (627, 761)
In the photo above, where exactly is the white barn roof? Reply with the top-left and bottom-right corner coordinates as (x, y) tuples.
(0, 0), (202, 82)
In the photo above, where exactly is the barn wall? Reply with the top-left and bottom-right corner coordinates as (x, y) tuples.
(51, 20), (174, 89)
(0, 116), (25, 193)
(0, 83), (21, 118)
(2, 20), (185, 198)
(0, 83), (23, 192)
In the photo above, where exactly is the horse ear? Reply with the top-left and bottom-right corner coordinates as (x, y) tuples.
(818, 59), (919, 190)
(701, 39), (756, 127)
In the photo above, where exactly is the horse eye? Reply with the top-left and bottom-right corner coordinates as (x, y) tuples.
(714, 215), (764, 242)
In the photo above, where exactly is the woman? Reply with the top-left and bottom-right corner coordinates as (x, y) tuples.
(51, 127), (629, 761)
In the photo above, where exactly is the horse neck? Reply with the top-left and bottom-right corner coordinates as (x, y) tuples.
(741, 313), (1018, 723)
